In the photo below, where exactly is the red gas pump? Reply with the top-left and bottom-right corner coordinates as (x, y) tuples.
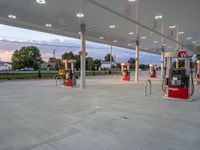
(62, 59), (76, 87)
(162, 50), (194, 101)
(121, 63), (130, 81)
(149, 64), (157, 78)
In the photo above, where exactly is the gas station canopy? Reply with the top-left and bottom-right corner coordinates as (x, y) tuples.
(0, 0), (200, 54)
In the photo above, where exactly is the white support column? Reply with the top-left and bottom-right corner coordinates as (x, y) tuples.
(185, 58), (190, 75)
(166, 57), (172, 78)
(161, 20), (165, 77)
(80, 24), (86, 89)
(176, 26), (179, 68)
(135, 0), (140, 82)
(161, 47), (165, 77)
(135, 40), (139, 82)
(110, 45), (113, 62)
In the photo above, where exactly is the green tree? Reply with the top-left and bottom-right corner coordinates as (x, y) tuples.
(62, 51), (75, 60)
(62, 51), (81, 70)
(74, 54), (80, 70)
(12, 46), (42, 70)
(94, 59), (102, 70)
(128, 58), (135, 69)
(104, 53), (114, 62)
(139, 64), (146, 70)
(172, 59), (185, 68)
(86, 57), (95, 70)
(115, 63), (121, 70)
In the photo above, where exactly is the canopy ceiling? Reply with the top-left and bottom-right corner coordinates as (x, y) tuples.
(0, 0), (199, 54)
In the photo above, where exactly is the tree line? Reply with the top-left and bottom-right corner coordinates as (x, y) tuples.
(12, 46), (200, 71)
(11, 46), (137, 71)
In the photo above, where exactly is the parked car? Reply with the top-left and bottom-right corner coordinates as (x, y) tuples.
(20, 67), (34, 71)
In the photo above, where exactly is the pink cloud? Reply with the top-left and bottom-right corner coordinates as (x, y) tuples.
(0, 50), (58, 62)
(0, 50), (14, 62)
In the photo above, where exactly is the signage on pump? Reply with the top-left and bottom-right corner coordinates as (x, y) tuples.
(178, 50), (188, 58)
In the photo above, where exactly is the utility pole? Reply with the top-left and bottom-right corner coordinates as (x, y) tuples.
(110, 45), (113, 62)
(53, 49), (56, 70)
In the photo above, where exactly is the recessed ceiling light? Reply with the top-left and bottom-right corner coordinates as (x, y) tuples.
(186, 37), (192, 40)
(36, 0), (46, 4)
(113, 40), (118, 43)
(192, 41), (197, 44)
(109, 25), (116, 29)
(169, 25), (176, 29)
(162, 43), (166, 46)
(128, 0), (136, 2)
(141, 36), (146, 39)
(168, 46), (172, 48)
(78, 32), (81, 34)
(128, 32), (134, 35)
(99, 37), (104, 40)
(178, 32), (184, 35)
(155, 15), (163, 20)
(45, 24), (52, 27)
(153, 41), (158, 43)
(8, 14), (16, 19)
(76, 13), (84, 18)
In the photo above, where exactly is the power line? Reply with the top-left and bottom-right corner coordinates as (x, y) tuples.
(0, 39), (136, 54)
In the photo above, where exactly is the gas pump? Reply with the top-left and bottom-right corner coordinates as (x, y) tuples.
(62, 59), (76, 87)
(195, 60), (200, 84)
(121, 63), (130, 81)
(149, 64), (157, 78)
(162, 50), (194, 100)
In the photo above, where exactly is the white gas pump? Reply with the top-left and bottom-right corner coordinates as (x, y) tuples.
(56, 59), (76, 87)
(62, 59), (76, 87)
(149, 64), (157, 78)
(162, 50), (194, 101)
(121, 63), (130, 81)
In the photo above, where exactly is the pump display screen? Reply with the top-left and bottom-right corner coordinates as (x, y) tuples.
(171, 76), (181, 86)
(169, 68), (188, 87)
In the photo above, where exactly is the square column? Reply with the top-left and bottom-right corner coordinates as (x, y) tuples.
(135, 40), (139, 82)
(80, 24), (86, 89)
(161, 47), (165, 77)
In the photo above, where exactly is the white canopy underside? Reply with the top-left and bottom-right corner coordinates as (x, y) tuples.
(0, 0), (199, 54)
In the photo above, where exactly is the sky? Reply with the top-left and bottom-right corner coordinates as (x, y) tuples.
(0, 24), (161, 65)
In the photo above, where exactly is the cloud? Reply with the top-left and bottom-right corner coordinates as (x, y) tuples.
(0, 24), (5, 29)
(0, 50), (14, 62)
(0, 37), (161, 65)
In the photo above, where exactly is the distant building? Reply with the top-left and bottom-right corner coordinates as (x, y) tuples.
(0, 61), (12, 71)
(100, 61), (115, 69)
(41, 62), (55, 70)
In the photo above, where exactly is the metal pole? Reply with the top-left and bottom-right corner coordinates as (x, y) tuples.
(135, 0), (140, 82)
(176, 26), (179, 68)
(53, 49), (56, 70)
(110, 45), (113, 62)
(80, 24), (86, 89)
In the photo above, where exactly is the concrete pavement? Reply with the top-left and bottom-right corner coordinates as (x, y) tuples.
(0, 76), (200, 150)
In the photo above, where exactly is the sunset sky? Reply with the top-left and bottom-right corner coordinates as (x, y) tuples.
(0, 24), (161, 65)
